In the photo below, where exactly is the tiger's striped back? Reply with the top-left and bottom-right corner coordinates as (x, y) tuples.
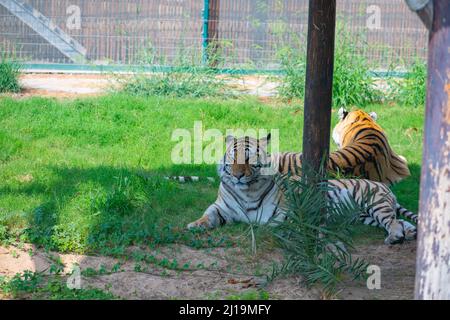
(273, 109), (409, 185)
(330, 109), (410, 185)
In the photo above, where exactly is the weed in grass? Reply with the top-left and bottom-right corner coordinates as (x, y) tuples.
(0, 53), (21, 93)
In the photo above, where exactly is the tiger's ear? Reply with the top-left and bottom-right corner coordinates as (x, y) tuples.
(259, 133), (271, 146)
(338, 107), (349, 121)
(369, 111), (378, 121)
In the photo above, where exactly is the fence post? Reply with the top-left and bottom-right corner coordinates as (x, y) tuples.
(413, 0), (450, 300)
(202, 0), (210, 64)
(302, 0), (337, 175)
(202, 0), (220, 66)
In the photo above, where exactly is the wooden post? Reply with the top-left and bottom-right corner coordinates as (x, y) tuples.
(302, 0), (336, 174)
(414, 0), (450, 300)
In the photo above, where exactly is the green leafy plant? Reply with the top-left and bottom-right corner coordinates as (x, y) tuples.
(0, 53), (21, 93)
(388, 60), (427, 107)
(0, 271), (42, 296)
(270, 172), (370, 297)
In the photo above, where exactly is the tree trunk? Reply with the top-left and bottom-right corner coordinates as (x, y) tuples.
(302, 0), (336, 176)
(414, 0), (450, 300)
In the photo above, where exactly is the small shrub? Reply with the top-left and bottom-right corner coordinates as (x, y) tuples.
(388, 60), (427, 107)
(0, 53), (21, 93)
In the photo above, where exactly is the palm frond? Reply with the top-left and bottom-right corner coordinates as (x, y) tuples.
(271, 170), (369, 297)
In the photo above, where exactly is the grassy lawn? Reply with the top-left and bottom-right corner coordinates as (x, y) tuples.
(0, 94), (424, 255)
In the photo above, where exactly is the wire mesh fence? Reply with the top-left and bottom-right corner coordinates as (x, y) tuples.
(0, 0), (427, 71)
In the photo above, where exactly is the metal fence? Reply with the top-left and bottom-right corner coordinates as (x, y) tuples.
(0, 0), (428, 71)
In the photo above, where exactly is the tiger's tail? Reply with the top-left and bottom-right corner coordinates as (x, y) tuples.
(165, 176), (216, 183)
(395, 203), (418, 224)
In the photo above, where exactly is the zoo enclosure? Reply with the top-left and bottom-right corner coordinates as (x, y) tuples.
(0, 0), (427, 71)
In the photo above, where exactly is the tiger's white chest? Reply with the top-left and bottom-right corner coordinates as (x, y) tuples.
(217, 176), (283, 225)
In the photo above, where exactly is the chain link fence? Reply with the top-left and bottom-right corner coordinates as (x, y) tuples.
(0, 0), (427, 71)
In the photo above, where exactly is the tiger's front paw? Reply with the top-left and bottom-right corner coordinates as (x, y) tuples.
(187, 216), (212, 230)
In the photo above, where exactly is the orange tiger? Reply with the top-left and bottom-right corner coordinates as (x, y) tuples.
(329, 107), (410, 185)
(274, 108), (410, 185)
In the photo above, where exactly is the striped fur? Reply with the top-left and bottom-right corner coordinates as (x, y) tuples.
(330, 108), (410, 185)
(326, 179), (417, 244)
(187, 135), (285, 228)
(187, 135), (417, 245)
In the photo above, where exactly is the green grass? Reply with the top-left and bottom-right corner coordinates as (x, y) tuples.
(0, 94), (423, 255)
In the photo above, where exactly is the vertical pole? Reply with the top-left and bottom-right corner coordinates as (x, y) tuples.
(202, 0), (220, 66)
(302, 0), (336, 174)
(415, 0), (450, 300)
(202, 0), (210, 65)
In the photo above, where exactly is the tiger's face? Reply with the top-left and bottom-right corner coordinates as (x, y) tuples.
(221, 134), (271, 185)
(332, 107), (380, 147)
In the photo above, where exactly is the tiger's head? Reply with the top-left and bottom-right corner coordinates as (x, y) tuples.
(219, 134), (271, 185)
(332, 107), (381, 148)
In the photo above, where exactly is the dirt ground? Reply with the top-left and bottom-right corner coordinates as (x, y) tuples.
(8, 73), (280, 99)
(0, 240), (416, 300)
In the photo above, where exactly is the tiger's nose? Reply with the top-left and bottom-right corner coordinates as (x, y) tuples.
(234, 172), (245, 179)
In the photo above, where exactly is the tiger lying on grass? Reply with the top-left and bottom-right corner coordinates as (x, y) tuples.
(187, 133), (417, 245)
